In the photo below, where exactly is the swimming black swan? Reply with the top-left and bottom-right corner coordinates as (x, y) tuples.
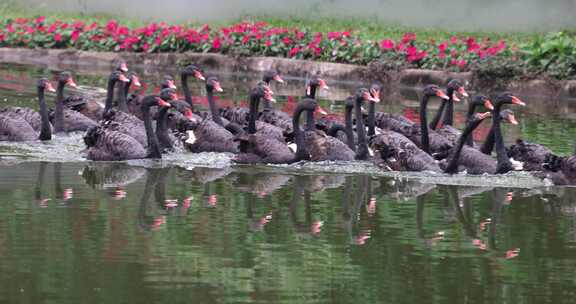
(327, 96), (356, 151)
(183, 77), (239, 153)
(465, 95), (493, 147)
(429, 79), (468, 130)
(354, 88), (380, 160)
(179, 64), (205, 110)
(305, 75), (329, 131)
(0, 78), (55, 141)
(480, 93), (525, 156)
(507, 138), (557, 171)
(83, 89), (177, 161)
(441, 110), (520, 174)
(156, 99), (197, 151)
(234, 97), (317, 164)
(409, 85), (451, 155)
(52, 72), (99, 133)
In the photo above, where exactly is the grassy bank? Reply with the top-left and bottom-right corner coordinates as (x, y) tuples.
(1, 3), (575, 80)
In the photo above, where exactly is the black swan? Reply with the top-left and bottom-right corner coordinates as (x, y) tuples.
(84, 89), (177, 161)
(305, 75), (329, 131)
(156, 100), (197, 152)
(480, 93), (525, 155)
(429, 79), (468, 130)
(183, 77), (239, 153)
(234, 97), (317, 164)
(52, 72), (99, 133)
(354, 88), (380, 160)
(327, 96), (356, 151)
(408, 85), (451, 155)
(0, 78), (55, 141)
(441, 110), (520, 175)
(179, 64), (205, 111)
(465, 95), (494, 147)
(116, 71), (142, 113)
(507, 138), (556, 172)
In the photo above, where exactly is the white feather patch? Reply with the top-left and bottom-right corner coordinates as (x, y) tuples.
(368, 147), (374, 157)
(185, 130), (197, 145)
(510, 158), (524, 170)
(288, 143), (297, 153)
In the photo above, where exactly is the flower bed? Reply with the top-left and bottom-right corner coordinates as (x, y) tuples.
(0, 16), (574, 79)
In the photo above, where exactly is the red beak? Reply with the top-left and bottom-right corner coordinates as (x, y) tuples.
(45, 82), (56, 92)
(478, 112), (492, 120)
(185, 109), (196, 121)
(506, 192), (514, 202)
(316, 106), (328, 115)
(167, 80), (177, 89)
(194, 70), (205, 81)
(120, 63), (128, 72)
(458, 86), (469, 97)
(170, 93), (179, 100)
(131, 76), (141, 87)
(436, 90), (449, 100)
(453, 94), (461, 102)
(484, 99), (494, 110)
(319, 79), (329, 90)
(363, 92), (380, 103)
(156, 97), (172, 107)
(273, 75), (284, 84)
(507, 113), (519, 125)
(118, 74), (130, 83)
(67, 78), (77, 88)
(264, 92), (276, 103)
(511, 96), (526, 106)
(213, 82), (223, 93)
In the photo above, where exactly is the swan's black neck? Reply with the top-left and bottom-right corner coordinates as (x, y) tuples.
(443, 87), (455, 126)
(37, 86), (51, 141)
(293, 104), (309, 161)
(156, 106), (172, 151)
(355, 96), (369, 160)
(445, 118), (485, 174)
(345, 103), (355, 152)
(262, 80), (272, 110)
(117, 80), (129, 113)
(305, 85), (318, 131)
(420, 93), (431, 154)
(104, 77), (118, 114)
(367, 101), (376, 136)
(493, 110), (513, 173)
(206, 87), (224, 127)
(54, 81), (66, 133)
(181, 74), (194, 112)
(481, 101), (506, 155)
(141, 97), (162, 159)
(465, 101), (479, 146)
(248, 91), (260, 134)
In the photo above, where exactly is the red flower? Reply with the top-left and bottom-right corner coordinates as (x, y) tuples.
(288, 46), (300, 57)
(282, 36), (291, 45)
(0, 33), (4, 42)
(106, 20), (118, 33)
(328, 31), (341, 40)
(438, 41), (447, 53)
(380, 39), (395, 50)
(242, 35), (251, 44)
(212, 36), (221, 50)
(6, 24), (15, 33)
(401, 32), (416, 44)
(47, 23), (58, 33)
(54, 33), (62, 42)
(265, 40), (272, 47)
(342, 31), (350, 38)
(71, 30), (80, 42)
(142, 43), (149, 52)
(35, 16), (46, 24)
(450, 36), (458, 44)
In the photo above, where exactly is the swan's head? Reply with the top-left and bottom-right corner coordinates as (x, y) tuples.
(206, 76), (223, 93)
(469, 111), (492, 123)
(496, 92), (526, 106)
(83, 126), (103, 147)
(263, 69), (284, 84)
(161, 75), (177, 90)
(446, 79), (467, 102)
(471, 95), (494, 110)
(345, 96), (355, 109)
(58, 71), (77, 88)
(299, 98), (320, 113)
(306, 75), (329, 95)
(110, 71), (129, 84)
(37, 78), (56, 93)
(369, 83), (382, 102)
(114, 59), (128, 73)
(181, 64), (205, 81)
(423, 85), (449, 100)
(170, 100), (198, 124)
(157, 88), (178, 107)
(500, 109), (518, 125)
(126, 71), (141, 88)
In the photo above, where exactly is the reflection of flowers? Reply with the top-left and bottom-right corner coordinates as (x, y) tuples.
(0, 17), (511, 69)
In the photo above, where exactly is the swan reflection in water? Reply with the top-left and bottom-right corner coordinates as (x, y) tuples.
(81, 162), (147, 200)
(34, 162), (75, 208)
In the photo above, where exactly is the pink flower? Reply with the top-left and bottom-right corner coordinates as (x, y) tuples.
(212, 36), (221, 50)
(450, 36), (458, 44)
(242, 35), (251, 44)
(401, 32), (416, 44)
(288, 46), (300, 57)
(342, 31), (350, 38)
(265, 40), (272, 47)
(282, 36), (291, 45)
(71, 30), (80, 42)
(106, 20), (118, 33)
(380, 39), (395, 50)
(328, 31), (341, 40)
(35, 16), (46, 24)
(142, 42), (149, 52)
(457, 59), (467, 68)
(438, 41), (447, 53)
(47, 23), (57, 33)
(0, 33), (4, 42)
(54, 33), (62, 42)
